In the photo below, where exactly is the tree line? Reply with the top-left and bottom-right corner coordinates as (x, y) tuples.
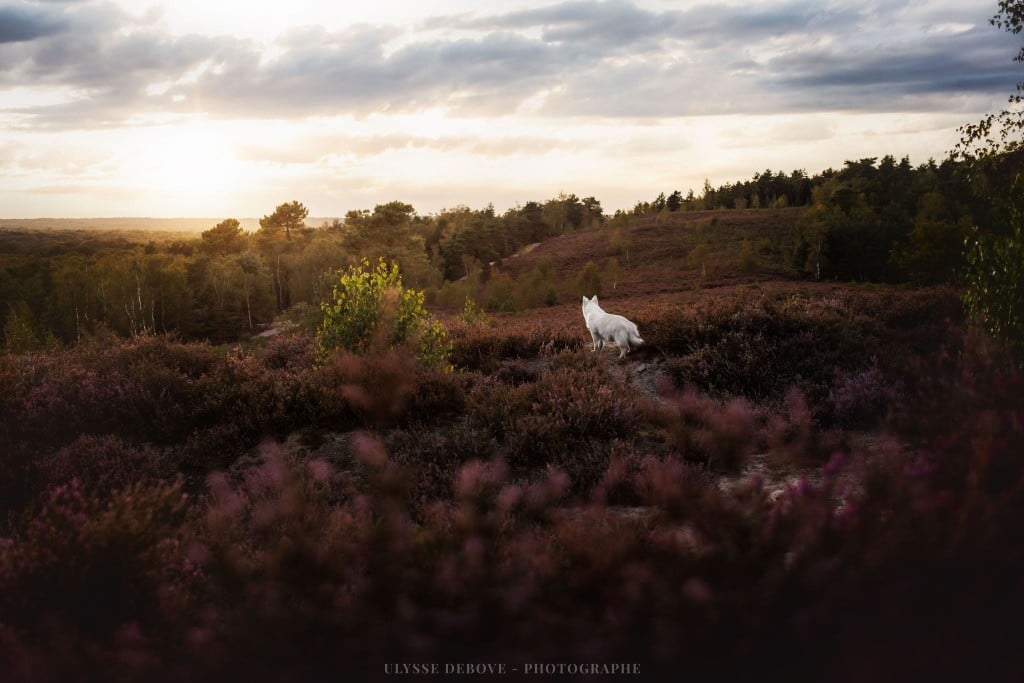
(629, 154), (1004, 285)
(0, 194), (603, 350)
(2, 144), (1020, 353)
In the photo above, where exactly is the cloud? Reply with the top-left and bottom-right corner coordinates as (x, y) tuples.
(766, 23), (1020, 111)
(0, 2), (67, 43)
(0, 0), (1019, 129)
(236, 131), (576, 165)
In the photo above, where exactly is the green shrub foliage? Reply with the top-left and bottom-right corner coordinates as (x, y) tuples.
(316, 258), (451, 369)
(964, 224), (1024, 353)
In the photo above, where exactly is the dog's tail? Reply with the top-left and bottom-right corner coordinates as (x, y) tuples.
(629, 330), (645, 348)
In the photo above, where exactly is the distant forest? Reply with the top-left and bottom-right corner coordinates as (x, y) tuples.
(0, 152), (1014, 350)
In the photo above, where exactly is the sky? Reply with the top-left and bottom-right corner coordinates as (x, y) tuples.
(0, 0), (1020, 218)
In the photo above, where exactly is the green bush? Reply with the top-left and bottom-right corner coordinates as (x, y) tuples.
(458, 296), (489, 326)
(576, 260), (602, 297)
(964, 224), (1024, 355)
(316, 258), (451, 370)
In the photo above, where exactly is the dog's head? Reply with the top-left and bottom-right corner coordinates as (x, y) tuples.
(581, 295), (598, 314)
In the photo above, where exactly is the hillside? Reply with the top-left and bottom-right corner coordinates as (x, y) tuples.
(0, 205), (1020, 680)
(436, 206), (954, 381)
(498, 207), (807, 297)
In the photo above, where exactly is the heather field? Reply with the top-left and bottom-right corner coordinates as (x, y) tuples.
(1, 202), (1021, 682)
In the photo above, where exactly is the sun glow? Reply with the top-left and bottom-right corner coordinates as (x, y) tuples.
(144, 121), (239, 193)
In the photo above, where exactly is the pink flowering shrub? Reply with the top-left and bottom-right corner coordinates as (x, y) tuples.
(0, 287), (1020, 680)
(467, 356), (649, 489)
(658, 384), (760, 473)
(828, 361), (897, 427)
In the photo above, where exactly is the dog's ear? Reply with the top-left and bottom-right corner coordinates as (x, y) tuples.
(592, 296), (598, 305)
(582, 296), (588, 303)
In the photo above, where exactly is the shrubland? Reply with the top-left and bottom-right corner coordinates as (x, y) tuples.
(0, 247), (1021, 679)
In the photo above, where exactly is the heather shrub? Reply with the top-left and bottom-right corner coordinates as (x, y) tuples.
(466, 375), (529, 442)
(449, 319), (577, 372)
(525, 365), (647, 444)
(387, 421), (496, 505)
(890, 330), (1022, 457)
(18, 357), (135, 444)
(469, 362), (648, 488)
(488, 357), (542, 386)
(2, 265), (1023, 680)
(256, 331), (317, 372)
(657, 297), (886, 410)
(630, 453), (716, 521)
(589, 440), (648, 506)
(0, 340), (1019, 680)
(37, 435), (172, 496)
(312, 347), (415, 429)
(8, 336), (316, 474)
(0, 480), (189, 644)
(403, 365), (475, 424)
(310, 348), (471, 431)
(828, 361), (896, 427)
(658, 385), (760, 473)
(183, 441), (421, 672)
(764, 387), (818, 466)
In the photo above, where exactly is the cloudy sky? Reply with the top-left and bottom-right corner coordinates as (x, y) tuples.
(0, 0), (1019, 218)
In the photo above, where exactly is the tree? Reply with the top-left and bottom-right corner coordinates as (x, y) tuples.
(576, 260), (602, 297)
(964, 226), (1023, 347)
(236, 250), (270, 330)
(955, 1), (1024, 351)
(684, 189), (698, 210)
(200, 219), (247, 257)
(542, 193), (584, 233)
(581, 196), (604, 228)
(259, 201), (309, 241)
(651, 192), (667, 213)
(891, 192), (970, 284)
(3, 301), (43, 353)
(343, 201), (416, 255)
(667, 190), (683, 212)
(341, 201), (439, 289)
(257, 201), (309, 311)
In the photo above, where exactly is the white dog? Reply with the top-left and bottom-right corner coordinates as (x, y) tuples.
(581, 295), (644, 359)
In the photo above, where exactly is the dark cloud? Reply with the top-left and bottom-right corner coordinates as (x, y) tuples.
(767, 23), (1021, 111)
(0, 0), (1019, 128)
(0, 3), (67, 42)
(454, 0), (667, 47)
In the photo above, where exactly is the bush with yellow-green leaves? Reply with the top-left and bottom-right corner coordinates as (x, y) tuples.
(316, 258), (451, 370)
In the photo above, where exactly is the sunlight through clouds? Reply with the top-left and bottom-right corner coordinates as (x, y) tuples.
(0, 0), (1017, 217)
